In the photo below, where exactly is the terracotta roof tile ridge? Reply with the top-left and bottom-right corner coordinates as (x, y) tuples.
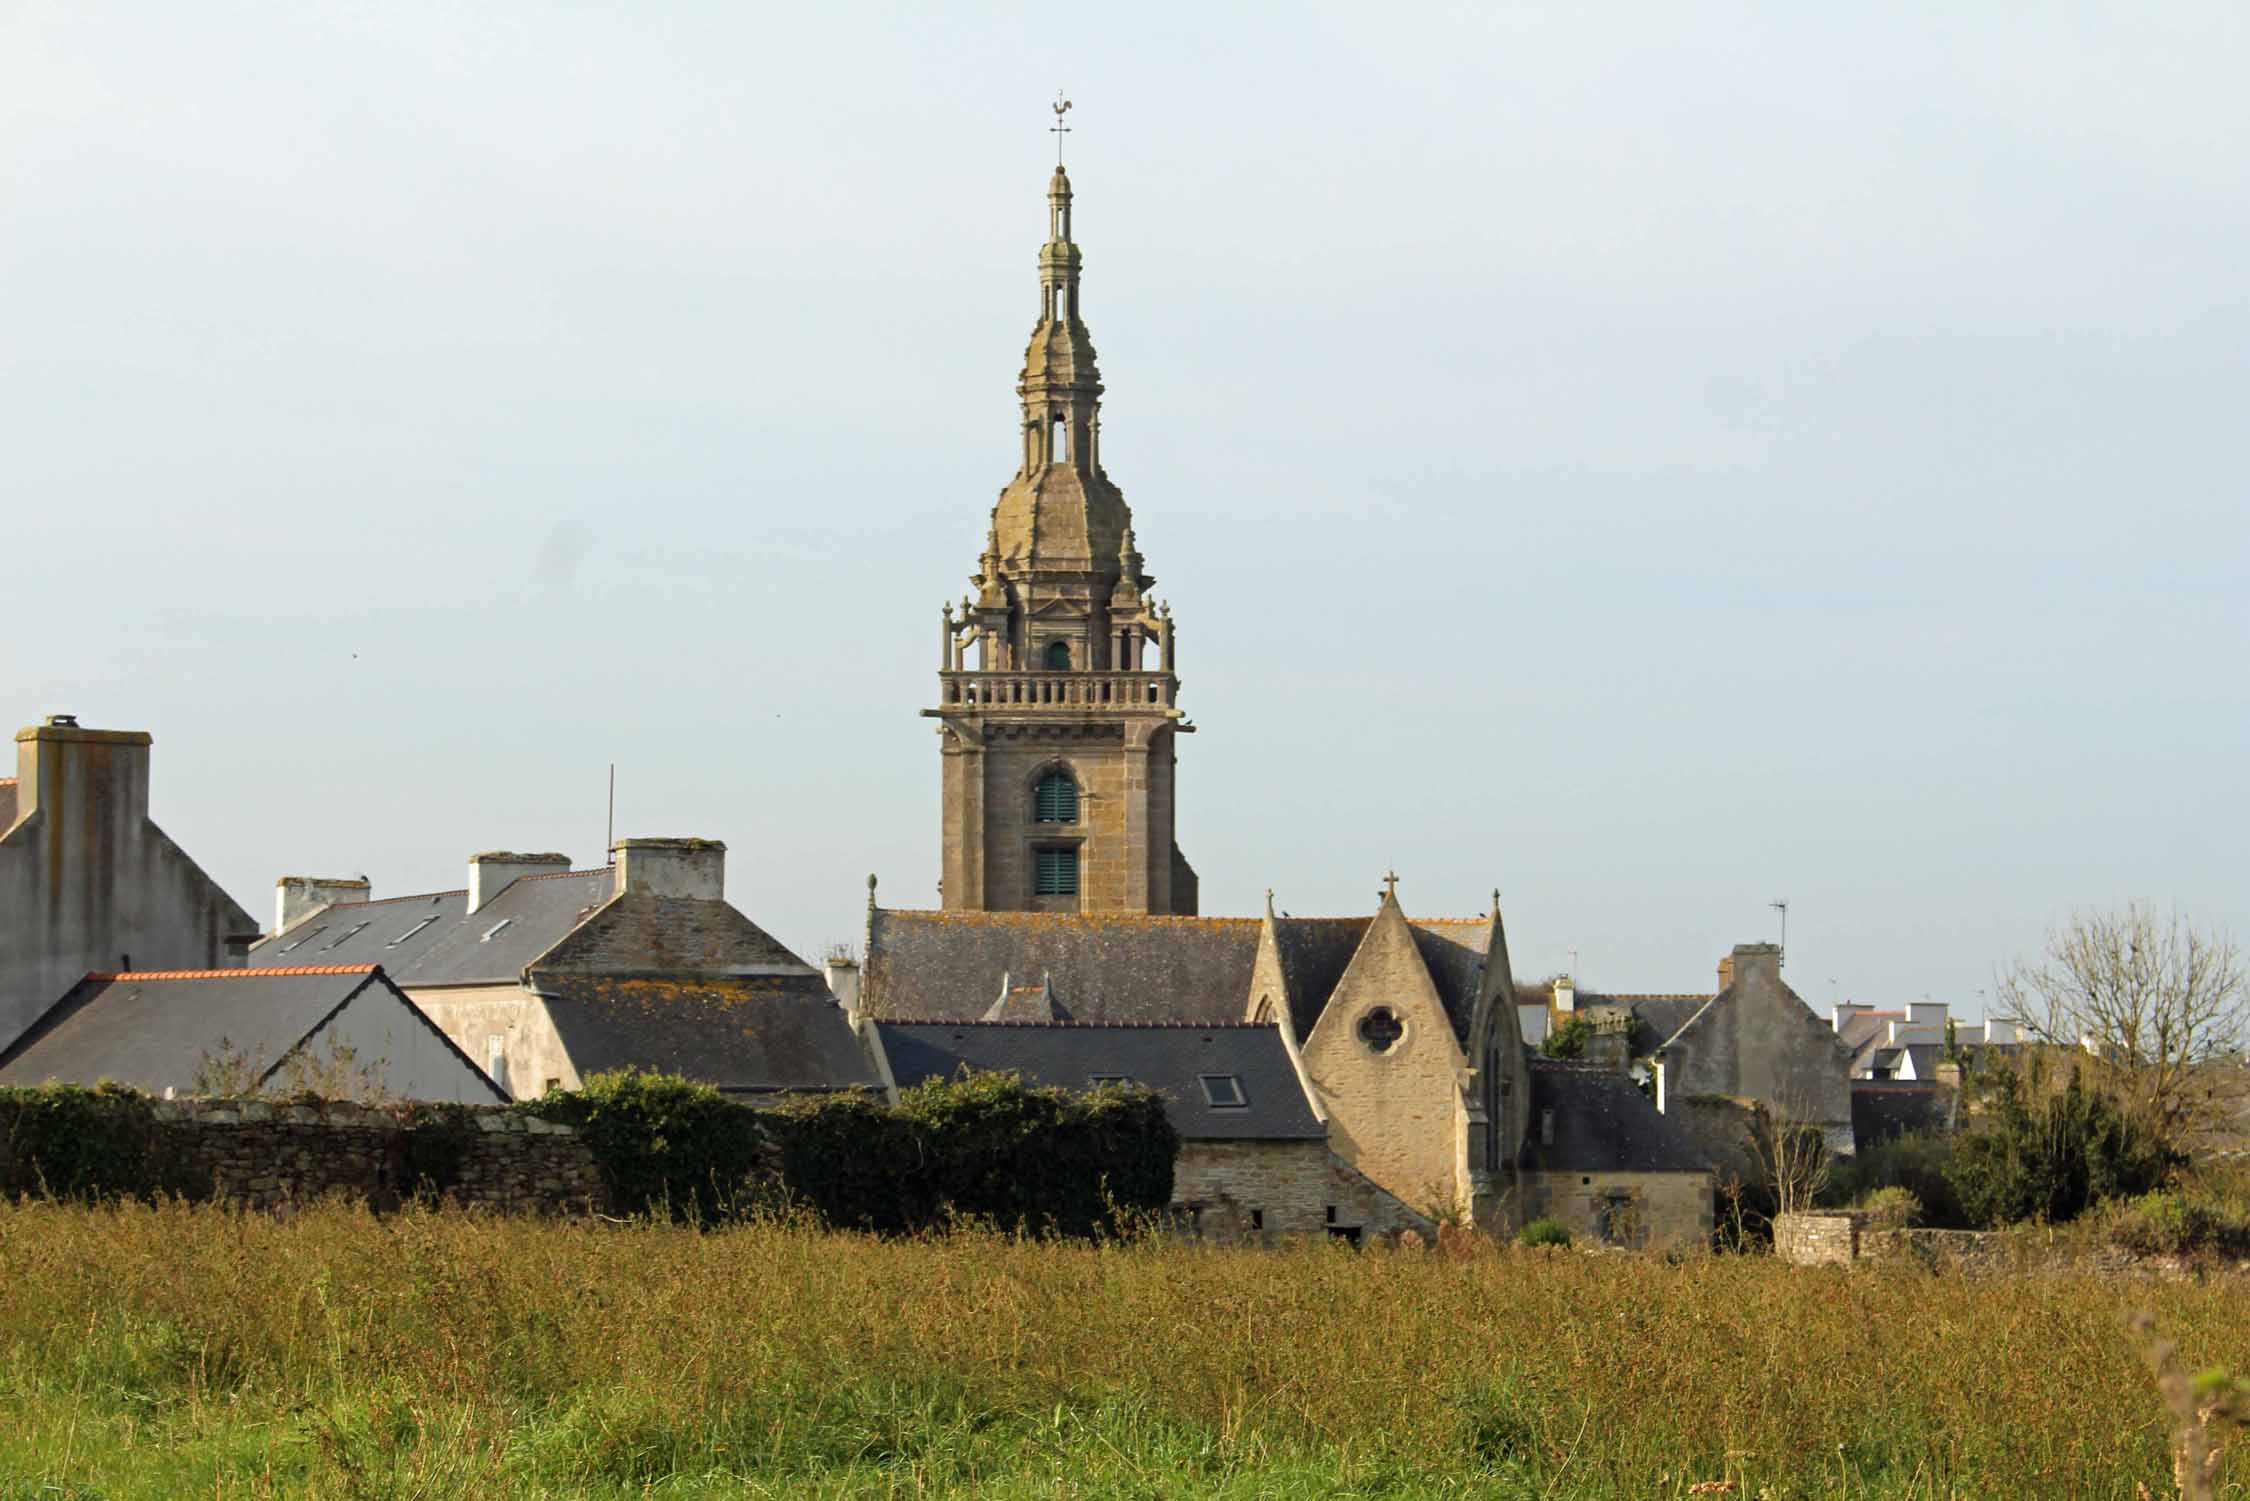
(87, 965), (381, 981)
(0, 777), (15, 787)
(1588, 991), (1713, 1003)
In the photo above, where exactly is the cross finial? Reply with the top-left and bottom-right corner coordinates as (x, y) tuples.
(1050, 92), (1072, 165)
(1381, 870), (1400, 900)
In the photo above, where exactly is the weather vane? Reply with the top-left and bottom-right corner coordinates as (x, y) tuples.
(1050, 92), (1073, 165)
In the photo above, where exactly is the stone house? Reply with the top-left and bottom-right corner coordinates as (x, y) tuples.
(867, 1018), (1424, 1241)
(0, 964), (504, 1103)
(253, 839), (878, 1101)
(1520, 1060), (1715, 1248)
(1, 714), (259, 1053)
(1541, 945), (1857, 1156)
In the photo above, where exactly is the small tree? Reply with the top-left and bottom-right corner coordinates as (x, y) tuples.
(1540, 1015), (1592, 1060)
(1749, 1095), (1831, 1222)
(1996, 904), (2245, 1150)
(1946, 1060), (2178, 1228)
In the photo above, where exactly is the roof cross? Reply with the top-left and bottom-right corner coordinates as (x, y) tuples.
(1381, 870), (1400, 900)
(1050, 92), (1072, 164)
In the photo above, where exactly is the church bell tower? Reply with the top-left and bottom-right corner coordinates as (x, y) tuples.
(924, 156), (1197, 916)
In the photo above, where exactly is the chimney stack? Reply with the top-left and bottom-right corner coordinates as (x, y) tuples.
(15, 715), (151, 837)
(1554, 976), (1576, 1013)
(467, 852), (571, 914)
(1725, 943), (1780, 991)
(611, 837), (726, 900)
(824, 953), (862, 1013)
(274, 876), (371, 936)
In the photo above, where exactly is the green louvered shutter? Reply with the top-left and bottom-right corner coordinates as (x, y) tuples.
(1035, 847), (1079, 895)
(1034, 772), (1077, 824)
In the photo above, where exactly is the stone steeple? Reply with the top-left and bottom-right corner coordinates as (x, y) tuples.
(925, 159), (1196, 917)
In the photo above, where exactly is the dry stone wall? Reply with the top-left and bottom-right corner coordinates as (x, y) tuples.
(150, 1098), (606, 1214)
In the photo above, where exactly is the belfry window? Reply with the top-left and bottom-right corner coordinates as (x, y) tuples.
(1034, 846), (1079, 895)
(1034, 770), (1078, 823)
(1052, 415), (1070, 462)
(1044, 639), (1072, 671)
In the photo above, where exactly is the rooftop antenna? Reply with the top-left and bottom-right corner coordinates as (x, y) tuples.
(605, 763), (616, 865)
(1769, 899), (1789, 961)
(1050, 91), (1072, 165)
(1568, 946), (1580, 984)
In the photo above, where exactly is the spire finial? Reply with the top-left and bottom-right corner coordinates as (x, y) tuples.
(1050, 92), (1073, 166)
(1381, 870), (1400, 901)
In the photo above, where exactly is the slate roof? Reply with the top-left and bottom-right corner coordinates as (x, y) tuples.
(537, 973), (880, 1096)
(874, 1020), (1325, 1141)
(1851, 1081), (1949, 1147)
(251, 869), (615, 986)
(864, 908), (1496, 1041)
(1522, 1061), (1711, 1175)
(0, 965), (502, 1099)
(865, 909), (1261, 1025)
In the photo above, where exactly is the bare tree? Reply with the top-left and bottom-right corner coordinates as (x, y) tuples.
(1997, 904), (2246, 1146)
(1749, 1090), (1832, 1222)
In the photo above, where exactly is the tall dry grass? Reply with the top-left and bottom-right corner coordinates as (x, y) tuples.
(0, 1197), (2242, 1498)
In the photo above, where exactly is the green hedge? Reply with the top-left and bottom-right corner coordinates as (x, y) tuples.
(1, 1072), (1180, 1238)
(772, 1070), (1177, 1237)
(0, 1083), (180, 1200)
(533, 1068), (1179, 1237)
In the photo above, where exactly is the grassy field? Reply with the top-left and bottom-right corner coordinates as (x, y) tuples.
(0, 1200), (2243, 1499)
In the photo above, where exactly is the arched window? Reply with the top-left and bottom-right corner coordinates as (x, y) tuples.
(1044, 639), (1071, 670)
(1033, 770), (1078, 824)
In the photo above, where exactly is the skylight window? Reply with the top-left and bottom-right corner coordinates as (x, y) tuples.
(277, 927), (327, 954)
(480, 918), (513, 942)
(323, 922), (371, 950)
(1199, 1075), (1247, 1109)
(1089, 1073), (1133, 1088)
(388, 916), (441, 947)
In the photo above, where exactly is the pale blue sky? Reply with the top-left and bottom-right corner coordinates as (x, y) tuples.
(5, 1), (2244, 1007)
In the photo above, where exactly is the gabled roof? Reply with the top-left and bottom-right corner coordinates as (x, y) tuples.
(1523, 1061), (1711, 1174)
(538, 973), (879, 1096)
(0, 965), (503, 1100)
(864, 909), (1261, 1024)
(874, 1020), (1324, 1141)
(865, 907), (1496, 1041)
(251, 869), (615, 986)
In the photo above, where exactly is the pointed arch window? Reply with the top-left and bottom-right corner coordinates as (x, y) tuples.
(1034, 770), (1078, 824)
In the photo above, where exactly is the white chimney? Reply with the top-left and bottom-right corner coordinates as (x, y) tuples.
(1908, 1001), (1948, 1028)
(612, 837), (725, 900)
(274, 876), (371, 936)
(825, 954), (862, 1013)
(1554, 977), (1576, 1013)
(467, 852), (570, 914)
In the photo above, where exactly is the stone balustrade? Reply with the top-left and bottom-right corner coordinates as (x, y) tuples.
(936, 670), (1178, 711)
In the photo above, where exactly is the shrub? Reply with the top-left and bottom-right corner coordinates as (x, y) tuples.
(522, 1070), (772, 1225)
(0, 1083), (179, 1201)
(1539, 1016), (1591, 1060)
(775, 1070), (1177, 1238)
(1518, 1217), (1570, 1248)
(2108, 1192), (2250, 1259)
(1947, 1067), (2178, 1228)
(1858, 1185), (1921, 1229)
(1827, 1130), (1973, 1228)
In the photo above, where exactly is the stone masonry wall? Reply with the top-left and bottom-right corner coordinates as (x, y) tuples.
(1172, 1139), (1431, 1242)
(148, 1098), (606, 1214)
(1521, 1169), (1714, 1251)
